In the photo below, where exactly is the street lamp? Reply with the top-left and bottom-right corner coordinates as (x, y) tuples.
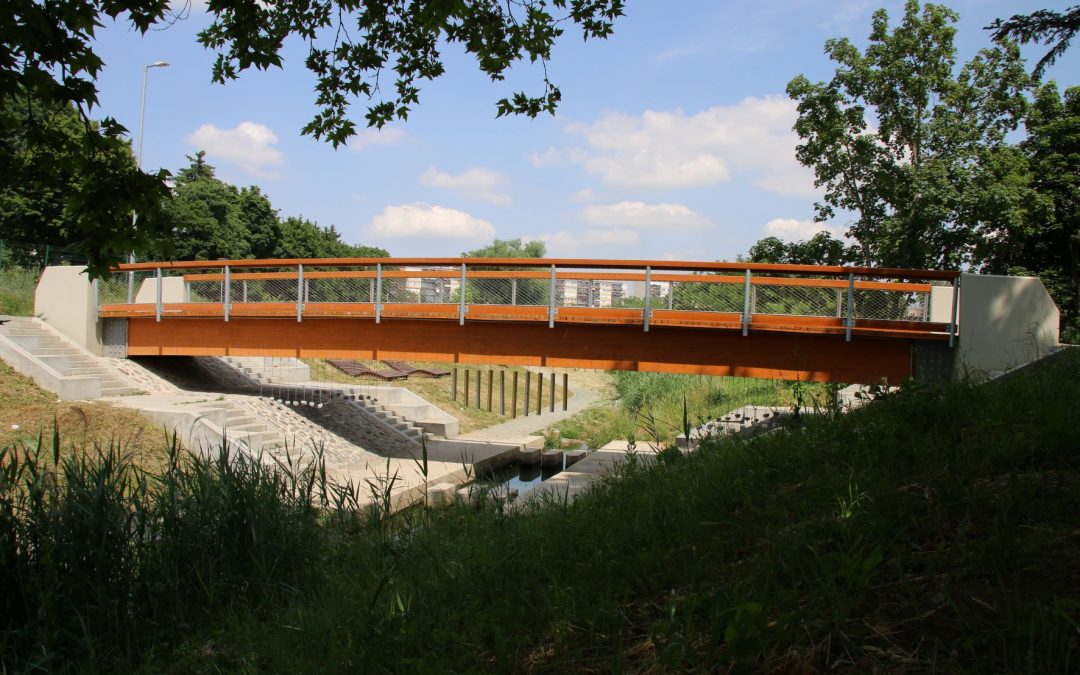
(136, 61), (169, 169)
(127, 60), (169, 303)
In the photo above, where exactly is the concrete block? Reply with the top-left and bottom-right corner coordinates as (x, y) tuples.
(426, 482), (457, 506)
(519, 446), (541, 465)
(565, 449), (587, 466)
(541, 449), (564, 469)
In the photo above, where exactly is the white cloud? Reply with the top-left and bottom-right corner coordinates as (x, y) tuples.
(528, 228), (639, 255)
(763, 218), (841, 242)
(420, 166), (510, 206)
(348, 126), (408, 151)
(369, 203), (495, 241)
(186, 121), (284, 179)
(537, 96), (816, 195)
(571, 188), (600, 203)
(582, 201), (709, 230)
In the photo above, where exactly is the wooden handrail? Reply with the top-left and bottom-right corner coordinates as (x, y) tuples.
(112, 257), (960, 281)
(177, 269), (932, 293)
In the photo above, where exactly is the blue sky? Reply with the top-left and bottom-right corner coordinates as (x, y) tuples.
(90, 0), (1079, 261)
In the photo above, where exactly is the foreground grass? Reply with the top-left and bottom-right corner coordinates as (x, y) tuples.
(4, 350), (1079, 672)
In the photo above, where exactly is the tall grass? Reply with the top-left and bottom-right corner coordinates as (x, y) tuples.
(0, 266), (39, 315)
(3, 351), (1079, 672)
(0, 432), (346, 671)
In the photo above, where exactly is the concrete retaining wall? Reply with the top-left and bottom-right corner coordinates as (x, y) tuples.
(956, 274), (1060, 379)
(34, 266), (101, 355)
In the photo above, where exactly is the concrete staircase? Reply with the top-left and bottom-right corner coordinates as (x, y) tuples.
(201, 399), (287, 453)
(221, 356), (310, 383)
(216, 356), (425, 447)
(0, 316), (138, 399)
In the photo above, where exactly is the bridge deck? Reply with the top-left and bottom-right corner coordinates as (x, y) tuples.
(96, 258), (959, 383)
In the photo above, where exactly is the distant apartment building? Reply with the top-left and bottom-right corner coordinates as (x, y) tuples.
(401, 267), (458, 303)
(626, 280), (670, 300)
(556, 279), (627, 307)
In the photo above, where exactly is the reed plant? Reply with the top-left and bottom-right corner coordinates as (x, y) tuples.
(0, 430), (343, 671)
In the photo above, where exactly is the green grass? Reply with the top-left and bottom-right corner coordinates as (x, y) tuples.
(0, 266), (38, 315)
(4, 350), (1080, 672)
(540, 371), (833, 446)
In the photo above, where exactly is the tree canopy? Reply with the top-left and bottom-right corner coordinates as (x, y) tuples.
(166, 151), (387, 261)
(989, 5), (1080, 78)
(787, 1), (1032, 270)
(463, 238), (546, 259)
(0, 0), (623, 273)
(0, 96), (172, 276)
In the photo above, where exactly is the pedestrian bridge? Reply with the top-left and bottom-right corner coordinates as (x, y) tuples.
(37, 257), (1060, 384)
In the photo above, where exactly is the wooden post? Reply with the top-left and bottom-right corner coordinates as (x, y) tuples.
(500, 370), (506, 415)
(512, 371), (519, 419)
(464, 369), (470, 407)
(524, 372), (531, 416)
(487, 369), (493, 411)
(475, 369), (481, 408)
(537, 374), (543, 415)
(562, 373), (568, 411)
(452, 368), (458, 401)
(549, 371), (555, 412)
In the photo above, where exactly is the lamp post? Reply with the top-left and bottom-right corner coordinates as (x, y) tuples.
(136, 61), (169, 168)
(127, 60), (169, 303)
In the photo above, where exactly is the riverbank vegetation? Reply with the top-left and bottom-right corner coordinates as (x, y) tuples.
(4, 345), (1077, 672)
(546, 371), (829, 447)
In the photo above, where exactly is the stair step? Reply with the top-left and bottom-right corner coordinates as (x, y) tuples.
(100, 387), (137, 396)
(230, 423), (268, 434)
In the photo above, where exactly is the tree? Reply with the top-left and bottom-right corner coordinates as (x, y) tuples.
(2, 0), (623, 273)
(165, 152), (388, 262)
(787, 1), (1033, 270)
(168, 153), (252, 261)
(462, 238), (546, 259)
(985, 83), (1080, 337)
(745, 232), (853, 266)
(460, 238), (547, 305)
(989, 5), (1080, 78)
(0, 95), (172, 276)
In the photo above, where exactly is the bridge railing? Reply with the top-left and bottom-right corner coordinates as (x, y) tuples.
(96, 258), (960, 342)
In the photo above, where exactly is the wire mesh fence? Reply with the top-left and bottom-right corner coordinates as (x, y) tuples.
(0, 240), (88, 271)
(95, 260), (947, 331)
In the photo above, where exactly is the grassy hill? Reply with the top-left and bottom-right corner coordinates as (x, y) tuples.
(3, 349), (1078, 672)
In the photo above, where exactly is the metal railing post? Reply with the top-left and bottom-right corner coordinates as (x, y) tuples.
(948, 276), (960, 348)
(296, 264), (304, 322)
(155, 267), (162, 322)
(375, 263), (383, 324)
(741, 270), (751, 336)
(643, 266), (652, 332)
(548, 264), (557, 328)
(242, 279), (248, 303)
(511, 278), (517, 305)
(668, 281), (675, 310)
(845, 272), (855, 342)
(459, 263), (467, 325)
(224, 265), (231, 322)
(126, 253), (135, 304)
(92, 279), (99, 322)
